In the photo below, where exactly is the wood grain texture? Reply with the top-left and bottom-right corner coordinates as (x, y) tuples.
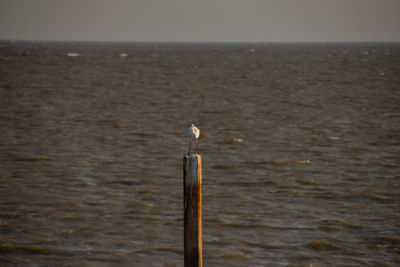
(183, 154), (202, 267)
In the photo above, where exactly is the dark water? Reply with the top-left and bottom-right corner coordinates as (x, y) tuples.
(1, 41), (400, 266)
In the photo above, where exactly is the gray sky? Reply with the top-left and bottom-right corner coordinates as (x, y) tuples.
(1, 0), (399, 42)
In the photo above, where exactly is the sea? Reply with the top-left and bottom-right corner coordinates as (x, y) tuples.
(0, 41), (399, 266)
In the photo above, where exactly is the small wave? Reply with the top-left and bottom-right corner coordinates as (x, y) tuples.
(136, 247), (181, 255)
(365, 243), (383, 249)
(296, 179), (317, 185)
(0, 243), (46, 253)
(319, 225), (340, 231)
(336, 221), (362, 229)
(313, 192), (341, 199)
(137, 189), (155, 194)
(325, 135), (340, 140)
(111, 179), (141, 186)
(218, 220), (268, 229)
(372, 161), (398, 168)
(378, 236), (400, 244)
(212, 164), (240, 169)
(9, 156), (54, 162)
(244, 159), (281, 166)
(129, 201), (155, 208)
(0, 243), (74, 256)
(216, 180), (277, 187)
(223, 253), (249, 260)
(292, 160), (312, 164)
(238, 239), (278, 250)
(222, 210), (246, 215)
(133, 215), (159, 221)
(213, 159), (284, 169)
(115, 121), (131, 128)
(0, 212), (20, 219)
(133, 132), (156, 137)
(320, 220), (363, 230)
(366, 193), (394, 203)
(307, 240), (339, 250)
(219, 221), (248, 228)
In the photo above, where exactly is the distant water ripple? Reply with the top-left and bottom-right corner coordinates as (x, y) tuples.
(0, 41), (399, 266)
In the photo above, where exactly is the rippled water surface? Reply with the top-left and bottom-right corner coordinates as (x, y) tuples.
(1, 41), (400, 266)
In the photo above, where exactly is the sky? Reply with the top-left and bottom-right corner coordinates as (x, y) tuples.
(1, 0), (399, 42)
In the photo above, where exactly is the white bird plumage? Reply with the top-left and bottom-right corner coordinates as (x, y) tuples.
(188, 123), (200, 154)
(188, 123), (200, 139)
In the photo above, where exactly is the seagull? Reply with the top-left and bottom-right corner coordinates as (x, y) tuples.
(188, 122), (200, 154)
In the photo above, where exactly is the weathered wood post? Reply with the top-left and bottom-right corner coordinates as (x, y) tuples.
(183, 153), (202, 267)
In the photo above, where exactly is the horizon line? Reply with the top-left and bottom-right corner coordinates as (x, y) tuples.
(1, 39), (400, 45)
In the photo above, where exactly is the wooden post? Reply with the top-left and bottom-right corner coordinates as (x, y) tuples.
(183, 154), (202, 267)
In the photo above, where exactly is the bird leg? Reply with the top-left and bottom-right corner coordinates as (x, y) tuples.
(188, 139), (192, 155)
(196, 139), (199, 154)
